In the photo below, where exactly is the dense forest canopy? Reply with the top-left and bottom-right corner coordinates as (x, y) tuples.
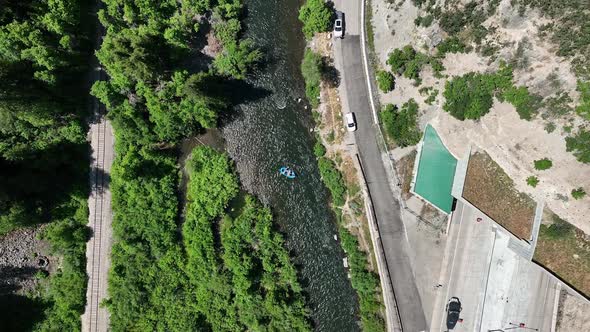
(96, 0), (310, 330)
(0, 0), (93, 331)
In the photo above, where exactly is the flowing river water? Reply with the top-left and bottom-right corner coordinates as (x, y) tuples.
(219, 0), (360, 330)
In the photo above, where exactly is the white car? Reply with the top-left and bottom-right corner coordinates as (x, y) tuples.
(334, 12), (344, 38)
(345, 112), (357, 132)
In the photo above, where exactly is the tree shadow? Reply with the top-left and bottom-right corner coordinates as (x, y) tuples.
(321, 56), (341, 88)
(0, 293), (46, 332)
(0, 266), (39, 294)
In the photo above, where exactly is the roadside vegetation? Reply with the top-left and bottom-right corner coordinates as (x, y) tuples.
(301, 49), (323, 108)
(386, 45), (444, 83)
(380, 100), (422, 147)
(0, 0), (93, 330)
(298, 0), (333, 39)
(300, 16), (386, 329)
(376, 70), (395, 92)
(314, 143), (385, 332)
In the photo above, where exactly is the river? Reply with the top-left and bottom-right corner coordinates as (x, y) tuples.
(219, 0), (359, 330)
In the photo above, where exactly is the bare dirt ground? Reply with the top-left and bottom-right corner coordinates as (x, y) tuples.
(464, 151), (536, 239)
(371, 0), (590, 235)
(396, 150), (417, 200)
(0, 225), (54, 297)
(556, 289), (590, 332)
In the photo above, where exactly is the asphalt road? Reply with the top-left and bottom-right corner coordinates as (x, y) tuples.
(337, 35), (429, 332)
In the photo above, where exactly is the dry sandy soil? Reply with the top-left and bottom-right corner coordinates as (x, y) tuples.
(371, 0), (590, 235)
(556, 290), (590, 332)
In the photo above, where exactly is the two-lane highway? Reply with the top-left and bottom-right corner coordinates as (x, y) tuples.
(332, 0), (429, 327)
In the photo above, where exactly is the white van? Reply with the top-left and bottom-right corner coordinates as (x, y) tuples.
(345, 112), (357, 132)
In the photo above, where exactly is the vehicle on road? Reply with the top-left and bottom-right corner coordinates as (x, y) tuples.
(345, 112), (357, 132)
(446, 297), (462, 330)
(334, 11), (344, 38)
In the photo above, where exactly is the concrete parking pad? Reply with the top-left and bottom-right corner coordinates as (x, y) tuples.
(433, 200), (557, 331)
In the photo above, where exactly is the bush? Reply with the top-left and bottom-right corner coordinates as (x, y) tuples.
(442, 64), (539, 121)
(572, 187), (586, 200)
(314, 140), (326, 157)
(575, 80), (590, 120)
(533, 158), (553, 170)
(298, 0), (332, 39)
(541, 214), (573, 239)
(386, 46), (432, 82)
(376, 70), (395, 92)
(414, 15), (434, 27)
(442, 72), (496, 120)
(566, 129), (590, 163)
(380, 100), (421, 147)
(301, 49), (323, 108)
(526, 176), (539, 187)
(500, 86), (541, 120)
(437, 36), (467, 56)
(318, 157), (346, 206)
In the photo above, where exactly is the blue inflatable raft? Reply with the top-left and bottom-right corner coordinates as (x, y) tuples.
(279, 166), (296, 179)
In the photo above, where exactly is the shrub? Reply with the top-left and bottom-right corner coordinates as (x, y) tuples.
(575, 80), (590, 120)
(318, 157), (346, 206)
(414, 15), (434, 27)
(500, 86), (541, 120)
(313, 141), (326, 157)
(380, 100), (421, 147)
(533, 158), (552, 170)
(526, 176), (539, 187)
(437, 36), (467, 56)
(442, 72), (496, 120)
(301, 49), (323, 108)
(565, 129), (590, 163)
(572, 187), (586, 200)
(541, 214), (573, 239)
(386, 46), (416, 74)
(298, 0), (332, 39)
(376, 70), (395, 92)
(443, 64), (540, 121)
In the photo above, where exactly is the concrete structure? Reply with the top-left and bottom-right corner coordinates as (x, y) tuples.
(431, 200), (557, 331)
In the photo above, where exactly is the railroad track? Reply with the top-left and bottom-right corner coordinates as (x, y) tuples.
(82, 65), (114, 332)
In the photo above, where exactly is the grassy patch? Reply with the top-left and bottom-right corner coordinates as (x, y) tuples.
(463, 151), (536, 239)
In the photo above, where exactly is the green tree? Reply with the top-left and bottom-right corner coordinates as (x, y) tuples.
(533, 158), (553, 170)
(376, 70), (395, 92)
(214, 39), (262, 79)
(380, 100), (421, 147)
(298, 0), (332, 39)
